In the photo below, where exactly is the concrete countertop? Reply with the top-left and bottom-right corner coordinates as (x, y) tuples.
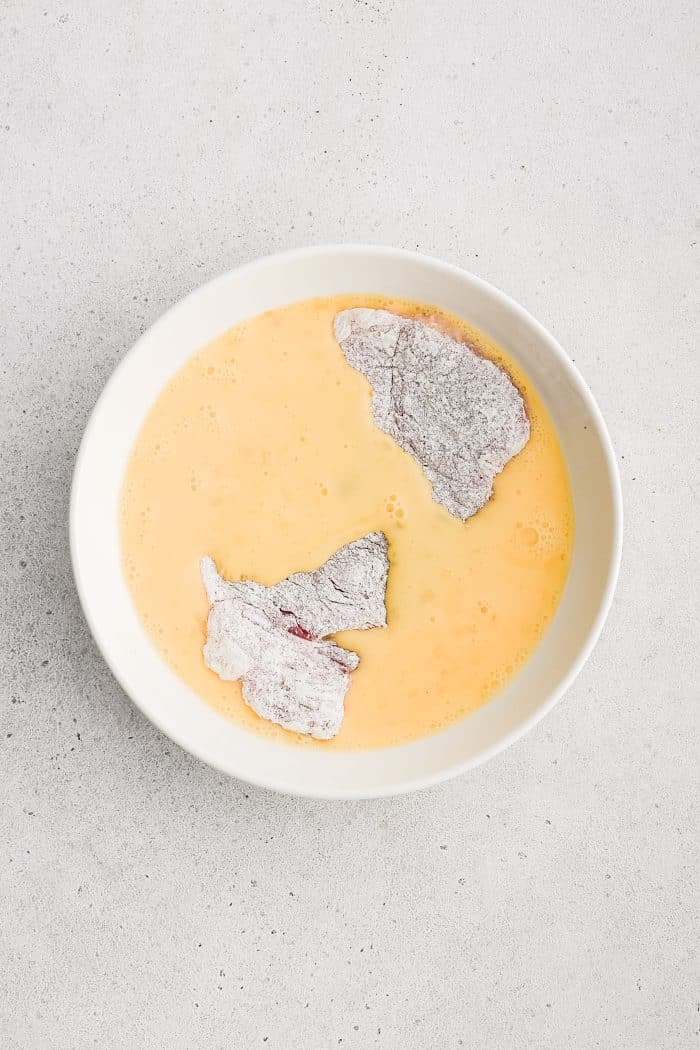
(2, 2), (697, 1047)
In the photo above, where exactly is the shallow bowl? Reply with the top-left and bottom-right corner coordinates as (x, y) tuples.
(70, 246), (622, 798)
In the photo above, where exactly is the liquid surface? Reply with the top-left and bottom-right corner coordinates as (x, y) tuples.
(121, 296), (574, 750)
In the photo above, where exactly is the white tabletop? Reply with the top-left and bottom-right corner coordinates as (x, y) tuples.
(2, 2), (697, 1047)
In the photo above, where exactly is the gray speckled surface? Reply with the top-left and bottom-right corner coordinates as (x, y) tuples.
(1, 2), (698, 1047)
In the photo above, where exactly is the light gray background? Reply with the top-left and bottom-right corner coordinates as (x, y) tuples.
(2, 2), (698, 1048)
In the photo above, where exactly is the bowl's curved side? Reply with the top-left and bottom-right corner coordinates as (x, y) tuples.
(70, 246), (622, 798)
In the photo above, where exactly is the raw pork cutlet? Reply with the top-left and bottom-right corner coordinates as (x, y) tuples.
(334, 309), (530, 520)
(200, 532), (388, 740)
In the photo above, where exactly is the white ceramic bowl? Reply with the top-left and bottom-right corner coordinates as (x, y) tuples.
(70, 246), (622, 798)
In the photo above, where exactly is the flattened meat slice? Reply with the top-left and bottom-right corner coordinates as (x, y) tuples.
(200, 532), (388, 739)
(334, 309), (530, 520)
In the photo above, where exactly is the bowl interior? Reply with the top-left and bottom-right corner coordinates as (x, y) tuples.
(70, 247), (621, 798)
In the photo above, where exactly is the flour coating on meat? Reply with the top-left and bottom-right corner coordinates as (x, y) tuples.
(201, 532), (388, 739)
(334, 309), (530, 520)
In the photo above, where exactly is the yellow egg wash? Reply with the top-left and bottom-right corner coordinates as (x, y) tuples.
(121, 296), (574, 750)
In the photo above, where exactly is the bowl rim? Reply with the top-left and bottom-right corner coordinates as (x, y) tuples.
(69, 244), (623, 798)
